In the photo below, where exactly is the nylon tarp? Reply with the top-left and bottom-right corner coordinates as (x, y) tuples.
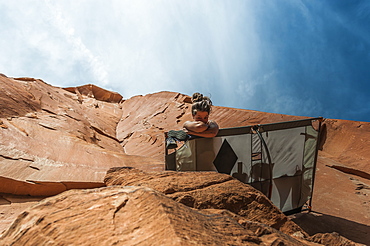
(166, 118), (321, 213)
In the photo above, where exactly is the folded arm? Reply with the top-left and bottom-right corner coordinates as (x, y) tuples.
(183, 120), (219, 138)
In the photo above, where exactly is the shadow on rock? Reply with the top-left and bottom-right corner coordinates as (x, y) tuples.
(290, 211), (369, 245)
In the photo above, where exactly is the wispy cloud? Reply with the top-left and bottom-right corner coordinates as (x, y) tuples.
(0, 0), (369, 121)
(44, 0), (109, 86)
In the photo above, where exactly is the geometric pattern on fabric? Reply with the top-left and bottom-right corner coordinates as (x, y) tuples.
(167, 117), (321, 214)
(213, 139), (238, 174)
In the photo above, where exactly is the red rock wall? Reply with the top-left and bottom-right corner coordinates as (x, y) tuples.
(1, 76), (369, 244)
(0, 77), (162, 197)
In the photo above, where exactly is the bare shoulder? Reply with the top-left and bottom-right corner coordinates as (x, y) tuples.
(208, 120), (219, 128)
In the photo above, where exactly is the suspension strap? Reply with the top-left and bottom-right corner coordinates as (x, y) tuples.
(253, 125), (273, 199)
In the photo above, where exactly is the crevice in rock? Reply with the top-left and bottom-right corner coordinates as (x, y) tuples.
(113, 198), (128, 220)
(152, 104), (169, 118)
(63, 113), (82, 122)
(119, 132), (133, 144)
(38, 123), (57, 130)
(174, 93), (181, 100)
(90, 126), (120, 143)
(29, 166), (40, 171)
(0, 195), (11, 204)
(327, 165), (370, 180)
(0, 154), (34, 162)
(7, 121), (29, 136)
(0, 119), (8, 129)
(41, 108), (57, 115)
(151, 137), (158, 145)
(176, 110), (186, 120)
(354, 183), (370, 190)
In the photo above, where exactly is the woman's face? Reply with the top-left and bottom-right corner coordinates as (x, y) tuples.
(192, 111), (209, 124)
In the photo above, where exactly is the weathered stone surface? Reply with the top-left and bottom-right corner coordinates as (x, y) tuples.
(0, 76), (41, 118)
(116, 92), (192, 161)
(116, 91), (370, 244)
(318, 119), (370, 175)
(117, 91), (370, 174)
(290, 211), (368, 246)
(0, 186), (314, 246)
(104, 167), (306, 237)
(64, 84), (123, 103)
(310, 232), (363, 246)
(1, 74), (369, 245)
(0, 76), (162, 197)
(0, 194), (45, 237)
(116, 91), (306, 162)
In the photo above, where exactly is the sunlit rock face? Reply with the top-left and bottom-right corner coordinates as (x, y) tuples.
(0, 186), (312, 246)
(116, 89), (370, 244)
(1, 173), (360, 246)
(117, 87), (370, 176)
(0, 74), (369, 244)
(64, 84), (123, 103)
(116, 90), (306, 162)
(104, 167), (306, 236)
(0, 76), (162, 197)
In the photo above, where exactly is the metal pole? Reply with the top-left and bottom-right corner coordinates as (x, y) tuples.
(308, 118), (324, 212)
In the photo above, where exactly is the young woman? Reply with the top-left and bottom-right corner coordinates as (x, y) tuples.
(183, 92), (219, 138)
(166, 93), (219, 149)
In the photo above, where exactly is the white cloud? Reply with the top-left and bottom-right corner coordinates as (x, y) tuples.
(44, 0), (109, 86)
(0, 0), (369, 121)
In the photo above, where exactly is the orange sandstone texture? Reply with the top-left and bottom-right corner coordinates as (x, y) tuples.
(104, 167), (306, 236)
(116, 90), (370, 244)
(0, 186), (317, 246)
(0, 74), (369, 244)
(0, 76), (163, 197)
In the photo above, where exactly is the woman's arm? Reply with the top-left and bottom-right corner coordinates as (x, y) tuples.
(183, 120), (209, 133)
(184, 120), (219, 138)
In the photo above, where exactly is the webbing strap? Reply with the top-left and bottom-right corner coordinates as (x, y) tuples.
(253, 126), (273, 199)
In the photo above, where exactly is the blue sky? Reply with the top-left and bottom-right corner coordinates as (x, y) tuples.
(1, 1), (369, 122)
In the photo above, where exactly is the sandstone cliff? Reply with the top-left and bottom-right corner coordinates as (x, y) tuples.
(0, 74), (368, 245)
